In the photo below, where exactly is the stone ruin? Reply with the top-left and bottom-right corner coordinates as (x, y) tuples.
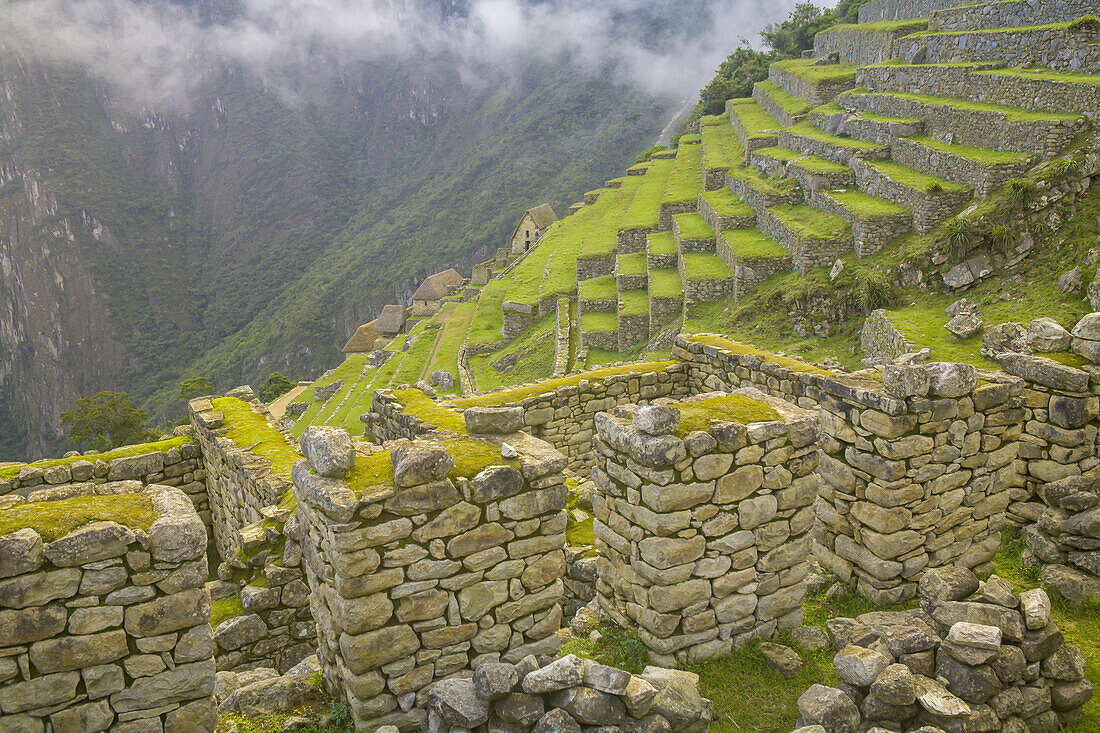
(791, 566), (1093, 733)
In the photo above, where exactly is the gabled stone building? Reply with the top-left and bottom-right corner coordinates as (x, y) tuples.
(510, 203), (557, 255)
(410, 268), (464, 316)
(373, 304), (408, 339)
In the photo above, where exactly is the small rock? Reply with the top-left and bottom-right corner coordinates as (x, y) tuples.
(1060, 266), (1083, 294)
(1019, 588), (1051, 630)
(945, 311), (983, 339)
(633, 405), (680, 437)
(834, 645), (891, 687)
(791, 627), (829, 650)
(796, 684), (860, 733)
(1026, 317), (1072, 353)
(830, 260), (844, 281)
(946, 298), (977, 317)
(760, 642), (803, 679)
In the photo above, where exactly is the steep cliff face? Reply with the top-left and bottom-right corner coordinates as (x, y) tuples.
(0, 38), (666, 459)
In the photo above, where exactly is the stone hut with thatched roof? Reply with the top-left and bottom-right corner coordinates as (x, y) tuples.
(342, 322), (381, 353)
(510, 203), (557, 255)
(373, 304), (408, 339)
(410, 268), (465, 316)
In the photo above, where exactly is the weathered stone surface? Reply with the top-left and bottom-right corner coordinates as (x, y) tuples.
(428, 677), (490, 727)
(0, 529), (43, 578)
(835, 645), (891, 687)
(125, 586), (210, 638)
(522, 654), (586, 694)
(464, 406), (525, 435)
(760, 642), (803, 679)
(796, 684), (860, 733)
(391, 441), (453, 487)
(214, 614), (268, 651)
(299, 426), (355, 478)
(634, 405), (680, 437)
(339, 624), (420, 674)
(0, 605), (67, 646)
(472, 662), (518, 700)
(870, 663), (916, 706)
(219, 674), (319, 717)
(29, 630), (129, 674)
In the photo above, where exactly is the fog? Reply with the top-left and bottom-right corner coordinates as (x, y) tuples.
(1, 0), (801, 110)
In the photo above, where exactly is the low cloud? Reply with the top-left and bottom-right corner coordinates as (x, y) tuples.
(1, 0), (800, 110)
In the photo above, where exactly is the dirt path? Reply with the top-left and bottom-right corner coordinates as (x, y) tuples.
(268, 384), (309, 418)
(424, 306), (458, 378)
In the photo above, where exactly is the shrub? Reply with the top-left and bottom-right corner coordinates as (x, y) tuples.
(939, 218), (978, 261)
(1005, 178), (1036, 206)
(853, 268), (899, 311)
(925, 180), (942, 193)
(1049, 158), (1081, 177)
(983, 224), (1017, 255)
(1069, 14), (1100, 32)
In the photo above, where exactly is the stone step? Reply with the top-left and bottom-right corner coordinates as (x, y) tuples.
(673, 212), (718, 253)
(678, 252), (735, 303)
(890, 136), (1033, 197)
(727, 166), (804, 212)
(788, 156), (857, 194)
(809, 102), (924, 145)
(768, 58), (859, 108)
(850, 158), (970, 234)
(698, 189), (756, 231)
(617, 290), (651, 351)
(578, 311), (618, 351)
(700, 116), (745, 190)
(756, 203), (853, 275)
(615, 252), (649, 291)
(717, 229), (793, 300)
(752, 80), (812, 127)
(929, 0), (1096, 32)
(814, 19), (930, 66)
(857, 61), (1100, 117)
(809, 188), (912, 257)
(901, 21), (1100, 71)
(728, 99), (782, 156)
(647, 231), (679, 270)
(779, 121), (890, 166)
(647, 268), (684, 332)
(578, 275), (618, 313)
(838, 89), (1084, 158)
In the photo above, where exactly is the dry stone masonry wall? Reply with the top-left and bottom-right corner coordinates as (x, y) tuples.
(0, 484), (214, 733)
(592, 392), (821, 665)
(294, 425), (569, 732)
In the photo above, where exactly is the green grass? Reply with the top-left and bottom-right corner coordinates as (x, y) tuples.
(789, 156), (851, 175)
(730, 103), (780, 141)
(679, 134), (701, 144)
(617, 252), (648, 277)
(215, 396), (300, 478)
(648, 231), (678, 256)
(722, 229), (791, 260)
(755, 80), (812, 118)
(702, 189), (754, 219)
(390, 322), (444, 386)
(0, 435), (192, 480)
(674, 212), (715, 241)
(211, 593), (245, 629)
(661, 144), (704, 206)
(810, 102), (845, 115)
(619, 290), (650, 317)
(848, 111), (923, 126)
(455, 360), (677, 408)
(1037, 351), (1089, 368)
(677, 394), (781, 436)
(770, 58), (858, 85)
(907, 19), (1084, 37)
(910, 136), (1031, 166)
(856, 91), (1080, 122)
(427, 302), (476, 394)
(469, 313), (557, 392)
(620, 158), (676, 231)
(826, 190), (910, 218)
(753, 146), (804, 164)
(829, 18), (929, 33)
(864, 159), (968, 193)
(769, 204), (851, 240)
(468, 279), (510, 350)
(688, 334), (834, 375)
(581, 311), (618, 333)
(579, 275), (618, 301)
(785, 121), (885, 151)
(566, 489), (595, 549)
(391, 388), (466, 433)
(701, 119), (746, 171)
(561, 620), (649, 675)
(681, 252), (733, 282)
(649, 268), (684, 299)
(978, 67), (1100, 85)
(700, 114), (726, 126)
(0, 493), (156, 541)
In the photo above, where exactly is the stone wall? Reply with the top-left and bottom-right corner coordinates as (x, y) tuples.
(423, 655), (713, 733)
(0, 484), (215, 733)
(190, 389), (296, 561)
(502, 305), (536, 341)
(0, 435), (207, 530)
(592, 393), (821, 665)
(858, 0), (966, 22)
(813, 25), (920, 67)
(650, 296), (683, 332)
(294, 428), (568, 731)
(841, 90), (1083, 159)
(577, 256), (616, 282)
(851, 158), (970, 235)
(699, 192), (756, 232)
(860, 309), (919, 359)
(917, 24), (1100, 71)
(658, 202), (697, 232)
(617, 227), (650, 254)
(895, 124), (1032, 198)
(768, 65), (855, 110)
(793, 566), (1093, 733)
(811, 188), (911, 258)
(581, 329), (619, 352)
(617, 314), (649, 353)
(1025, 469), (1100, 603)
(931, 0), (1098, 32)
(856, 63), (1100, 117)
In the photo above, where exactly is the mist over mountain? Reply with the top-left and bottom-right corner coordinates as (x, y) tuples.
(0, 0), (797, 460)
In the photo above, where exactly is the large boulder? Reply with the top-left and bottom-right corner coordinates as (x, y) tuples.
(299, 427), (354, 478)
(218, 673), (319, 716)
(796, 684), (860, 733)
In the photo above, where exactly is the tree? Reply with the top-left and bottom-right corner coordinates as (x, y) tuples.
(761, 2), (835, 59)
(698, 48), (773, 116)
(60, 391), (155, 452)
(258, 372), (296, 403)
(179, 377), (215, 400)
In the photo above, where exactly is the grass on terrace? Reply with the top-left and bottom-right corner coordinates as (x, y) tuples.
(674, 212), (716, 241)
(754, 146), (804, 164)
(769, 204), (851, 240)
(455, 360), (678, 408)
(770, 58), (858, 85)
(826, 190), (911, 218)
(688, 333), (834, 376)
(755, 80), (812, 118)
(468, 279), (510, 350)
(906, 18), (1087, 37)
(700, 114), (726, 126)
(909, 136), (1031, 166)
(391, 388), (466, 434)
(789, 155), (851, 175)
(649, 268), (684, 299)
(619, 290), (650, 317)
(977, 67), (1100, 85)
(852, 90), (1081, 122)
(863, 159), (969, 193)
(0, 494), (157, 541)
(722, 229), (791, 260)
(390, 322), (444, 386)
(647, 231), (678, 256)
(616, 252), (648, 277)
(679, 134), (701, 145)
(828, 18), (929, 33)
(469, 313), (557, 392)
(620, 157), (675, 231)
(661, 144), (704, 206)
(681, 252), (733, 282)
(428, 302), (476, 394)
(702, 188), (755, 219)
(578, 275), (618, 302)
(581, 311), (618, 333)
(730, 103), (781, 141)
(701, 117), (746, 171)
(785, 121), (886, 151)
(0, 435), (192, 480)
